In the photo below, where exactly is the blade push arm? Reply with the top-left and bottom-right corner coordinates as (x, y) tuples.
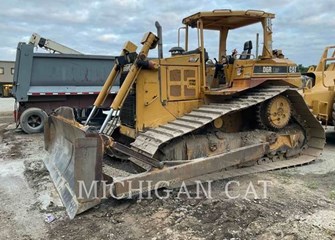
(85, 41), (138, 125)
(111, 32), (159, 109)
(99, 32), (159, 134)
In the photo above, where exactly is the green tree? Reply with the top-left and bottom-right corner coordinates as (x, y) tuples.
(298, 64), (309, 73)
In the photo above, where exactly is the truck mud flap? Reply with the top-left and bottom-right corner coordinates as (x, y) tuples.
(44, 107), (104, 219)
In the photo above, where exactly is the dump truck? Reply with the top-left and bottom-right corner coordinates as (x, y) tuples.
(44, 10), (325, 219)
(12, 41), (119, 133)
(303, 45), (335, 127)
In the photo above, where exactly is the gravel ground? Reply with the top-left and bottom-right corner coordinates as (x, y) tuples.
(0, 97), (15, 114)
(1, 98), (335, 239)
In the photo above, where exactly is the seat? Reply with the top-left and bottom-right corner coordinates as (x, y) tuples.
(239, 41), (253, 60)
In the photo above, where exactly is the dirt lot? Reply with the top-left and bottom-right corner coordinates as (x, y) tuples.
(1, 98), (335, 240)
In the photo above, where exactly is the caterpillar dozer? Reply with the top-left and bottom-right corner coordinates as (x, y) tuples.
(44, 10), (325, 219)
(302, 45), (335, 127)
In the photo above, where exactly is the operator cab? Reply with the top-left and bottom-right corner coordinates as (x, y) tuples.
(176, 10), (300, 94)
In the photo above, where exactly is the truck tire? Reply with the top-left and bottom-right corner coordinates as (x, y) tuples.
(20, 108), (48, 134)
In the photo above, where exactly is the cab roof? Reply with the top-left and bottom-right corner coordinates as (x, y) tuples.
(182, 10), (275, 30)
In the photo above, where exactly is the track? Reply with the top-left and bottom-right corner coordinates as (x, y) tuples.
(129, 86), (326, 189)
(112, 85), (325, 195)
(131, 86), (325, 165)
(169, 155), (317, 188)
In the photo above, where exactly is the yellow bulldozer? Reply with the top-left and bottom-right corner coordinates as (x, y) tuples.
(43, 10), (325, 218)
(303, 45), (335, 127)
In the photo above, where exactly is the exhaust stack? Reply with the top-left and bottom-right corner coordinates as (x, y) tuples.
(155, 21), (163, 58)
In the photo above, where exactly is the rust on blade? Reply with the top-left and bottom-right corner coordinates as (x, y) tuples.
(43, 107), (104, 219)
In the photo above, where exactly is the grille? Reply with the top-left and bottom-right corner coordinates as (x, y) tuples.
(120, 89), (136, 128)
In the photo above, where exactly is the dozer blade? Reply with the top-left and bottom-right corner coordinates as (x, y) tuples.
(44, 107), (104, 219)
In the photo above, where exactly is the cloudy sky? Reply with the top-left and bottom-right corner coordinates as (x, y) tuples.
(0, 0), (334, 66)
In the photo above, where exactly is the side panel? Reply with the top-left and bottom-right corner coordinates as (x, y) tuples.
(129, 54), (204, 134)
(30, 56), (116, 87)
(166, 66), (200, 101)
(160, 54), (202, 102)
(133, 68), (202, 133)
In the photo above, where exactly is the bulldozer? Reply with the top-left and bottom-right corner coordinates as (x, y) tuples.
(44, 10), (325, 219)
(303, 45), (335, 127)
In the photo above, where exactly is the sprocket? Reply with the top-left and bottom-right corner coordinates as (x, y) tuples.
(257, 95), (292, 130)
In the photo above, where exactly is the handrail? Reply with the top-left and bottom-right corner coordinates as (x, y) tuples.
(177, 27), (186, 48)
